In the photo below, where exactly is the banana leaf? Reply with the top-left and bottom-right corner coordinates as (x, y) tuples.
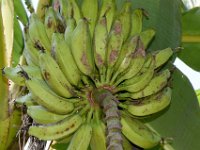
(178, 7), (200, 71)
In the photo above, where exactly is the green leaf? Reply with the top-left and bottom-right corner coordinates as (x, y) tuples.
(148, 69), (200, 150)
(13, 0), (28, 25)
(178, 7), (200, 71)
(12, 15), (24, 67)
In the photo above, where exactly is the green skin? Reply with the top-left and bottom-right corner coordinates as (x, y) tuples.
(28, 13), (51, 51)
(26, 78), (74, 115)
(71, 19), (94, 76)
(28, 114), (83, 140)
(67, 123), (92, 150)
(39, 52), (74, 98)
(81, 0), (98, 38)
(52, 33), (81, 86)
(44, 7), (65, 40)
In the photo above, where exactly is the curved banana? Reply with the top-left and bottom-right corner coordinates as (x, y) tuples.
(130, 9), (143, 36)
(64, 17), (76, 45)
(25, 78), (75, 115)
(106, 19), (124, 82)
(121, 114), (161, 149)
(90, 119), (106, 150)
(67, 123), (92, 150)
(2, 65), (42, 86)
(119, 69), (171, 99)
(140, 29), (155, 49)
(118, 1), (132, 41)
(81, 0), (98, 38)
(100, 0), (116, 33)
(93, 16), (108, 82)
(153, 48), (173, 69)
(27, 105), (69, 124)
(113, 39), (146, 86)
(39, 52), (74, 98)
(122, 134), (133, 150)
(52, 33), (81, 86)
(24, 38), (40, 66)
(116, 56), (155, 93)
(67, 0), (82, 24)
(71, 19), (95, 76)
(111, 36), (138, 84)
(29, 114), (83, 140)
(121, 87), (172, 116)
(28, 13), (51, 51)
(44, 7), (65, 40)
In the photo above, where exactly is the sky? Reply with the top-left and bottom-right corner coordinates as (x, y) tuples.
(27, 0), (200, 90)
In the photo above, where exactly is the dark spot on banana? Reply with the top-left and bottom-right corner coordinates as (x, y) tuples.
(96, 54), (103, 66)
(81, 52), (90, 69)
(44, 70), (50, 80)
(110, 50), (119, 63)
(114, 21), (122, 34)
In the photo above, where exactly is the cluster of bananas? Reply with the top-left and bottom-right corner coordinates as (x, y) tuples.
(2, 0), (174, 149)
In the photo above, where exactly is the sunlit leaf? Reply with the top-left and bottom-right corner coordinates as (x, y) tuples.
(178, 7), (200, 71)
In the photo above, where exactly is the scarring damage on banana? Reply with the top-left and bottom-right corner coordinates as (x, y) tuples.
(2, 0), (175, 149)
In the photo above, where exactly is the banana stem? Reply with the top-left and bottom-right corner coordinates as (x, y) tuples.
(93, 89), (123, 150)
(110, 71), (119, 85)
(86, 108), (94, 123)
(106, 67), (113, 83)
(79, 104), (90, 116)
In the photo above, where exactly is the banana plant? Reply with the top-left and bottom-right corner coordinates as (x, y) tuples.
(0, 0), (200, 150)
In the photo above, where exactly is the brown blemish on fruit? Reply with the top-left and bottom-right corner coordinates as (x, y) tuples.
(114, 21), (122, 34)
(100, 17), (107, 26)
(47, 18), (52, 28)
(110, 50), (119, 63)
(81, 52), (90, 69)
(44, 70), (50, 80)
(96, 54), (103, 66)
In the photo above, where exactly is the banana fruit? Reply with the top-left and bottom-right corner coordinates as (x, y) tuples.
(3, 1), (175, 150)
(121, 114), (161, 149)
(67, 123), (92, 150)
(29, 114), (83, 140)
(120, 87), (172, 117)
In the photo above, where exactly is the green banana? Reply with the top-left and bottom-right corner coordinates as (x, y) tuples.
(71, 19), (94, 76)
(121, 114), (161, 149)
(67, 123), (92, 150)
(64, 17), (76, 45)
(113, 39), (146, 86)
(39, 52), (74, 98)
(106, 19), (124, 82)
(140, 29), (156, 49)
(52, 33), (81, 86)
(28, 13), (51, 51)
(121, 87), (172, 116)
(44, 7), (65, 40)
(24, 38), (40, 66)
(153, 48), (173, 69)
(116, 55), (155, 93)
(67, 0), (82, 24)
(25, 78), (75, 115)
(119, 69), (171, 99)
(93, 16), (108, 82)
(58, 0), (68, 21)
(118, 1), (132, 41)
(122, 134), (133, 150)
(110, 36), (138, 84)
(90, 113), (106, 150)
(130, 9), (143, 36)
(100, 0), (116, 33)
(81, 0), (98, 38)
(27, 105), (70, 124)
(29, 114), (83, 140)
(2, 65), (42, 86)
(15, 93), (37, 106)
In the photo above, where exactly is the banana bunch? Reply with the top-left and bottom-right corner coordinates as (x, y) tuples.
(2, 0), (175, 149)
